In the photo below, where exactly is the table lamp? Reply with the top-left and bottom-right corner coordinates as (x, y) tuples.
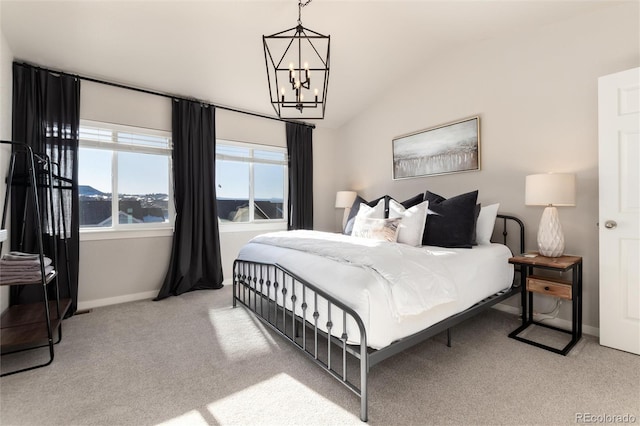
(525, 173), (576, 257)
(335, 191), (357, 229)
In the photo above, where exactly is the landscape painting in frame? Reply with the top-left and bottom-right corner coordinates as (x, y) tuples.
(392, 116), (480, 179)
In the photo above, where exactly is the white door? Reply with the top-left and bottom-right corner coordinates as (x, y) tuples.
(598, 67), (640, 355)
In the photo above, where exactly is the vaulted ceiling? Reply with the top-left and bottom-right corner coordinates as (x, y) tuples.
(0, 0), (620, 129)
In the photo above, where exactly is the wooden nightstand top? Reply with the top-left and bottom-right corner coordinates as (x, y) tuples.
(509, 253), (582, 269)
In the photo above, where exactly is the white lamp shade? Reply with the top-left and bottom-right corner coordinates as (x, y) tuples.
(335, 191), (357, 208)
(525, 173), (576, 206)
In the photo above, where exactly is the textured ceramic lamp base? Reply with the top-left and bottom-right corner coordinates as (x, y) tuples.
(537, 206), (565, 257)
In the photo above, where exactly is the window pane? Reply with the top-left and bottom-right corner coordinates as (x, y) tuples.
(216, 159), (250, 222)
(78, 147), (112, 227)
(254, 163), (284, 220)
(117, 152), (170, 225)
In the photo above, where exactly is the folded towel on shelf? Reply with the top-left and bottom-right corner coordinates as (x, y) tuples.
(0, 256), (52, 268)
(1, 266), (51, 274)
(1, 251), (41, 261)
(0, 265), (55, 284)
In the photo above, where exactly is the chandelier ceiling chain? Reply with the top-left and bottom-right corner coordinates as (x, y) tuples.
(298, 0), (312, 25)
(263, 0), (330, 119)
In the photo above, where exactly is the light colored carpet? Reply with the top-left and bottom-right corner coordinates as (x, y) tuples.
(1, 285), (638, 425)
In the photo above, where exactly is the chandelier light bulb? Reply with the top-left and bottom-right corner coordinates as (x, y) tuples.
(314, 88), (318, 96)
(289, 63), (294, 71)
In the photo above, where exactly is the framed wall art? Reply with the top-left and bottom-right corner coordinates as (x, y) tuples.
(392, 116), (480, 180)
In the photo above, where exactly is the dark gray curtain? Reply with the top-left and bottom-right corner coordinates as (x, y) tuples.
(11, 62), (80, 315)
(286, 122), (313, 230)
(155, 100), (223, 300)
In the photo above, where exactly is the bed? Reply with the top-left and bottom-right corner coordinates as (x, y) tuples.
(233, 214), (524, 422)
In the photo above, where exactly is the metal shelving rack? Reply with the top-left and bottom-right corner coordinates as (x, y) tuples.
(0, 140), (70, 376)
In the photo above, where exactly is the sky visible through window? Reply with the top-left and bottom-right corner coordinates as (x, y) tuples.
(79, 148), (169, 194)
(80, 147), (285, 199)
(216, 162), (284, 200)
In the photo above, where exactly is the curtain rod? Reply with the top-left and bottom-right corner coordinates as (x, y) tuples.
(14, 62), (316, 130)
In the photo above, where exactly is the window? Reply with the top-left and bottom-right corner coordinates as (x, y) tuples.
(78, 120), (173, 231)
(216, 140), (287, 228)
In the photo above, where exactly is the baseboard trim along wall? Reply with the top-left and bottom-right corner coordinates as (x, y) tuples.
(493, 303), (599, 338)
(77, 290), (159, 311)
(77, 280), (233, 310)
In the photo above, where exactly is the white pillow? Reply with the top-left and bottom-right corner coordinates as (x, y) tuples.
(388, 199), (429, 247)
(352, 217), (402, 242)
(475, 203), (500, 245)
(356, 198), (385, 220)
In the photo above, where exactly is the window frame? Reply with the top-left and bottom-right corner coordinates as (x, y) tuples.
(78, 119), (175, 238)
(216, 139), (288, 232)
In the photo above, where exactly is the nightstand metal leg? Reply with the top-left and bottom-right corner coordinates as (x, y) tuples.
(520, 266), (528, 325)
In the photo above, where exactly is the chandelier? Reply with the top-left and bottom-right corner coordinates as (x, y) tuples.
(263, 0), (330, 119)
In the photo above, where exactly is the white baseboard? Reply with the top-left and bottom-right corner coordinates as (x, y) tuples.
(77, 282), (233, 311)
(493, 302), (599, 337)
(77, 290), (158, 311)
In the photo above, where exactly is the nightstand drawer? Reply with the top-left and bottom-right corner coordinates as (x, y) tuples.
(526, 275), (572, 300)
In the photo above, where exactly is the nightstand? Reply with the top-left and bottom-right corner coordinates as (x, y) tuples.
(508, 253), (583, 355)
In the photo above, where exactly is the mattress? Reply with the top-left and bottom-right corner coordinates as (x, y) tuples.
(237, 231), (514, 350)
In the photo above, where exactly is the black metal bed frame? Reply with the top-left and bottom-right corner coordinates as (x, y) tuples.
(233, 214), (524, 422)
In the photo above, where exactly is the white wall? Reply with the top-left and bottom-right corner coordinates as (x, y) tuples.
(329, 3), (640, 332)
(312, 125), (340, 232)
(78, 82), (173, 308)
(0, 25), (13, 312)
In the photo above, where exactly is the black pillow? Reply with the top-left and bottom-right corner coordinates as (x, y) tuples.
(471, 203), (481, 245)
(422, 190), (479, 248)
(399, 193), (425, 209)
(343, 195), (386, 235)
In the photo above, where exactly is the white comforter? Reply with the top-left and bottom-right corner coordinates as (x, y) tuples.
(239, 231), (514, 349)
(251, 230), (457, 319)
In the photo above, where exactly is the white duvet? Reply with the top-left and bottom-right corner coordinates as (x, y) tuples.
(251, 230), (457, 319)
(238, 230), (514, 349)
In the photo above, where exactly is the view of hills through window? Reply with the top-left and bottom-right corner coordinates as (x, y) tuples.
(215, 144), (286, 223)
(79, 185), (170, 227)
(78, 148), (171, 227)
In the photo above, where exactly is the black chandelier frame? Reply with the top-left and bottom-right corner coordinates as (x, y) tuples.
(263, 1), (330, 120)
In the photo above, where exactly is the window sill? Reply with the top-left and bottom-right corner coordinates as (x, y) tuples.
(80, 221), (286, 241)
(80, 227), (174, 241)
(218, 221), (287, 233)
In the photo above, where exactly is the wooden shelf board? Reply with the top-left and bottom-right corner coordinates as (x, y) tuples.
(1, 299), (71, 328)
(0, 299), (71, 350)
(509, 254), (582, 270)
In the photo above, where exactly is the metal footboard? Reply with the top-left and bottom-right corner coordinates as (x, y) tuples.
(233, 214), (525, 422)
(233, 260), (370, 421)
